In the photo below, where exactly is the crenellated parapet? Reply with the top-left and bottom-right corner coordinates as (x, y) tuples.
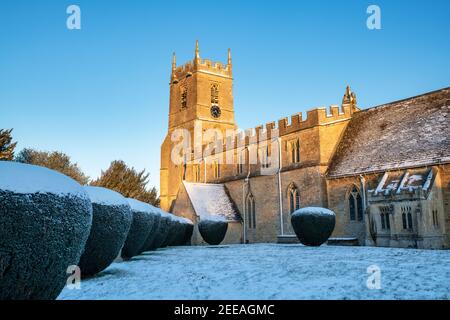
(276, 104), (353, 136)
(171, 40), (232, 84)
(193, 101), (356, 160)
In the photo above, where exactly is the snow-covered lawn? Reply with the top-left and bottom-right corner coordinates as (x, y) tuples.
(58, 244), (450, 300)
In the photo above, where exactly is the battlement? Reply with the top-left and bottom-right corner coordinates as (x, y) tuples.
(191, 103), (356, 161)
(172, 58), (232, 81)
(171, 41), (232, 83)
(276, 104), (353, 135)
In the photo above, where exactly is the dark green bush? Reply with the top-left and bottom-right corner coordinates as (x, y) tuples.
(0, 162), (92, 300)
(121, 198), (156, 259)
(291, 207), (336, 246)
(78, 186), (132, 276)
(198, 219), (228, 245)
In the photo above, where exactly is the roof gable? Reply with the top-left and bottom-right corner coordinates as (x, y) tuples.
(183, 182), (241, 221)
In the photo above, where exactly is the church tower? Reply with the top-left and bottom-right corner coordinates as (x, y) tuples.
(160, 41), (237, 211)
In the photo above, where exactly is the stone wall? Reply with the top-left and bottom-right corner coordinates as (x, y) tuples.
(326, 176), (368, 244)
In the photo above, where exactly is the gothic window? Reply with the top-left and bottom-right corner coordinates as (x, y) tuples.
(290, 139), (300, 163)
(348, 186), (363, 221)
(288, 184), (300, 214)
(356, 193), (363, 221)
(237, 148), (246, 175)
(211, 84), (219, 105)
(379, 206), (390, 230)
(182, 155), (187, 180)
(213, 160), (220, 179)
(193, 164), (200, 182)
(181, 86), (187, 109)
(402, 210), (407, 229)
(246, 193), (256, 229)
(401, 206), (413, 230)
(432, 209), (439, 227)
(259, 145), (270, 169)
(386, 210), (391, 229)
(407, 211), (413, 229)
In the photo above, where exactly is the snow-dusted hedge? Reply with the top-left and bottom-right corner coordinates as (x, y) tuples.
(149, 212), (171, 249)
(170, 217), (193, 246)
(163, 216), (183, 247)
(139, 210), (161, 252)
(0, 162), (93, 299)
(291, 207), (336, 246)
(121, 198), (156, 259)
(138, 208), (193, 250)
(182, 221), (194, 245)
(78, 186), (132, 276)
(198, 216), (228, 245)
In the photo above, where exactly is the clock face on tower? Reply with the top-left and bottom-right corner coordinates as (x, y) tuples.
(211, 105), (221, 118)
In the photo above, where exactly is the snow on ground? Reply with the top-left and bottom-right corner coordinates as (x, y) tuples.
(58, 244), (450, 300)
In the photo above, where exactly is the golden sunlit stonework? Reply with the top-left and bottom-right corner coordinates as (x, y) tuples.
(160, 42), (450, 249)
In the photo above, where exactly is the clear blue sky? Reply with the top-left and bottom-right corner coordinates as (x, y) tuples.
(1, 0), (449, 192)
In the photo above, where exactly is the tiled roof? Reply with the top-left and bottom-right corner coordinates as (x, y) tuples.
(328, 87), (450, 178)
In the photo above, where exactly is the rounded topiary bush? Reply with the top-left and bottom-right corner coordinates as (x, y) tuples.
(0, 162), (93, 300)
(291, 207), (336, 246)
(139, 209), (161, 252)
(150, 211), (171, 249)
(170, 217), (193, 246)
(181, 219), (194, 245)
(121, 198), (156, 259)
(78, 186), (132, 276)
(198, 217), (228, 245)
(164, 215), (183, 247)
(159, 214), (173, 248)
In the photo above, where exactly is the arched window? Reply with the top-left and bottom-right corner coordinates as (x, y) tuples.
(401, 206), (413, 230)
(193, 164), (200, 182)
(211, 84), (219, 105)
(348, 186), (363, 221)
(246, 194), (256, 229)
(288, 184), (300, 214)
(259, 145), (270, 169)
(213, 160), (220, 179)
(180, 86), (187, 108)
(290, 139), (300, 163)
(379, 206), (390, 230)
(237, 148), (246, 175)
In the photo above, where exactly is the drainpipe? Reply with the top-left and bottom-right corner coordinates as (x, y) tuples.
(242, 148), (251, 244)
(360, 174), (370, 245)
(359, 174), (367, 212)
(277, 137), (284, 236)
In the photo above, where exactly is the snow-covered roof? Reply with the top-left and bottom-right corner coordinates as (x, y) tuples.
(328, 87), (450, 178)
(183, 182), (240, 222)
(369, 168), (434, 196)
(84, 186), (129, 206)
(0, 161), (87, 198)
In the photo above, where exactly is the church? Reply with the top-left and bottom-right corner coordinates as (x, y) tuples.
(160, 42), (450, 249)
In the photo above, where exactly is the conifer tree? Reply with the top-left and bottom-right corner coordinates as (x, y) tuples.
(15, 148), (89, 185)
(0, 129), (17, 161)
(91, 160), (159, 206)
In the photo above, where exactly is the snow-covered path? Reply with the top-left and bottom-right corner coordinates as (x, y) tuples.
(58, 244), (449, 300)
